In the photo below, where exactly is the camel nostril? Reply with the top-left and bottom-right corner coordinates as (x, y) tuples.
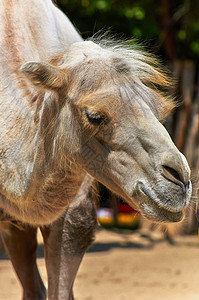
(162, 165), (183, 186)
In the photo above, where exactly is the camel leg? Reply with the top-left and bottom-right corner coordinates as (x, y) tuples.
(41, 193), (97, 300)
(0, 222), (46, 300)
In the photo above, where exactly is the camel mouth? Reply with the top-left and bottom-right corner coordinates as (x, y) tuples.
(135, 183), (184, 223)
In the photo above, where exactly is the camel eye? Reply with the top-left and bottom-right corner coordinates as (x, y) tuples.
(84, 107), (109, 126)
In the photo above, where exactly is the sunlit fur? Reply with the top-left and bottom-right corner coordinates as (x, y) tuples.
(0, 0), (191, 226)
(46, 39), (175, 161)
(62, 38), (175, 121)
(0, 2), (192, 300)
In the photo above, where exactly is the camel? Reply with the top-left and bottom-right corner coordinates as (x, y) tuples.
(0, 1), (192, 299)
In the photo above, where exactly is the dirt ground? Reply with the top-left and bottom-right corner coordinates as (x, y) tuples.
(0, 228), (199, 300)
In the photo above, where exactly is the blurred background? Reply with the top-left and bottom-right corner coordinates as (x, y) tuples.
(57, 0), (199, 61)
(56, 0), (199, 238)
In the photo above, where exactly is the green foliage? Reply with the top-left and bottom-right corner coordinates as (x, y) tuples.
(57, 0), (159, 38)
(173, 0), (199, 59)
(56, 0), (199, 61)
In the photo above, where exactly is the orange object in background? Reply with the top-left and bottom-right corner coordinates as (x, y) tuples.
(97, 203), (140, 229)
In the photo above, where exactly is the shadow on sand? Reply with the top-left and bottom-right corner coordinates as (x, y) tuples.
(0, 228), (160, 260)
(0, 228), (198, 259)
(87, 228), (164, 253)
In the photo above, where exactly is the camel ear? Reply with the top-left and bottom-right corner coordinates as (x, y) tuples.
(20, 62), (65, 90)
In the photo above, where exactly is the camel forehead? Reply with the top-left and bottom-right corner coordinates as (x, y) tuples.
(65, 41), (173, 121)
(70, 41), (110, 58)
(66, 41), (130, 73)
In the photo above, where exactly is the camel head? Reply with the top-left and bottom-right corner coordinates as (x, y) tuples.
(20, 40), (192, 223)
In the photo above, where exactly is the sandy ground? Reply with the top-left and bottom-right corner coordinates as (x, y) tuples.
(0, 228), (199, 300)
